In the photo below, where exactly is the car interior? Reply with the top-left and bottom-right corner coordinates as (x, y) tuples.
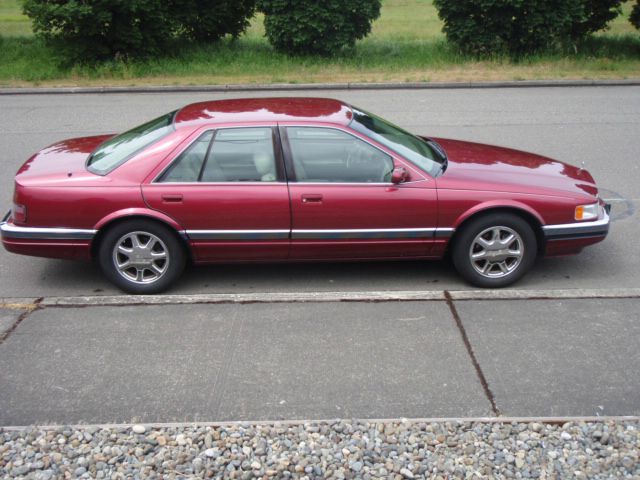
(286, 127), (393, 183)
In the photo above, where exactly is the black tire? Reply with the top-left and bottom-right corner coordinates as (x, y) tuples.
(98, 219), (186, 294)
(452, 213), (537, 288)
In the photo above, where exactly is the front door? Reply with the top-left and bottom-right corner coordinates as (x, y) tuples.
(142, 126), (291, 261)
(281, 125), (439, 260)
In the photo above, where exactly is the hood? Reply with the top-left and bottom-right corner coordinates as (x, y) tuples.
(431, 138), (598, 199)
(16, 135), (114, 186)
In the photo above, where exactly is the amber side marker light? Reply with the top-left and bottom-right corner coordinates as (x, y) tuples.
(575, 203), (599, 221)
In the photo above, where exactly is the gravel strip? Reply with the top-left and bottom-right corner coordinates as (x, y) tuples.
(1, 419), (638, 479)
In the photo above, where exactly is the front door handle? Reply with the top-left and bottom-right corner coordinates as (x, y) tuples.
(162, 194), (183, 203)
(301, 194), (323, 204)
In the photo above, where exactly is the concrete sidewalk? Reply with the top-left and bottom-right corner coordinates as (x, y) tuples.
(1, 296), (638, 426)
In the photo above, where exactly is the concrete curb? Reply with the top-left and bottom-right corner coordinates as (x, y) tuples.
(1, 79), (639, 95)
(2, 415), (639, 431)
(0, 287), (636, 308)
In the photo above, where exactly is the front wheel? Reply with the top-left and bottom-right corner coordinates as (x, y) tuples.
(98, 220), (186, 294)
(452, 213), (537, 288)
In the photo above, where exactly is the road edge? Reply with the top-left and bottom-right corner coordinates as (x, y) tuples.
(1, 79), (639, 95)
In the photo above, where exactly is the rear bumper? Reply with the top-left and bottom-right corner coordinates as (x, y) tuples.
(1, 212), (94, 260)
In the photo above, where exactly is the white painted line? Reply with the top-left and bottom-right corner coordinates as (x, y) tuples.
(38, 288), (640, 307)
(2, 415), (639, 431)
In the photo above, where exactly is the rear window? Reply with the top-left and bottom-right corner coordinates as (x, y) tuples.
(87, 111), (176, 175)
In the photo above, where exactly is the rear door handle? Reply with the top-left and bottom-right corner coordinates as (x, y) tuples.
(161, 194), (183, 203)
(301, 194), (323, 204)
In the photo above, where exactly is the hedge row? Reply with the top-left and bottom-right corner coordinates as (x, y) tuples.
(433, 0), (625, 57)
(21, 0), (639, 62)
(22, 0), (257, 61)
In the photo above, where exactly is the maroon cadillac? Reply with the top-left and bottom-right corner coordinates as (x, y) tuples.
(1, 98), (610, 293)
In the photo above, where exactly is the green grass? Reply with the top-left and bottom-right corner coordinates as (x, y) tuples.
(0, 0), (639, 87)
(0, 0), (31, 36)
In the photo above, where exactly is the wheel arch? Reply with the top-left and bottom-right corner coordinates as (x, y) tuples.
(450, 203), (545, 256)
(90, 210), (192, 261)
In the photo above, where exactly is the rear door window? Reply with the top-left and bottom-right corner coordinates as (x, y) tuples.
(158, 127), (278, 183)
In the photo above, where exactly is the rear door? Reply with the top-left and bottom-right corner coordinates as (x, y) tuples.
(281, 125), (439, 260)
(142, 126), (291, 261)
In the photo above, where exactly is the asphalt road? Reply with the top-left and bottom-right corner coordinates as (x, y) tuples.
(0, 87), (638, 296)
(0, 87), (639, 425)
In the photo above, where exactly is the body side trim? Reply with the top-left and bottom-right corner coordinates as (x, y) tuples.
(186, 230), (290, 241)
(0, 222), (97, 240)
(185, 227), (455, 241)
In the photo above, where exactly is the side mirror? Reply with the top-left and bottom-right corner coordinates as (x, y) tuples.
(391, 167), (409, 184)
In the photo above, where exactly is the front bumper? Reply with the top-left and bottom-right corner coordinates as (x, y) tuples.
(542, 208), (610, 241)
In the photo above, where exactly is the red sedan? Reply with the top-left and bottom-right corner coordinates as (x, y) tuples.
(1, 97), (610, 293)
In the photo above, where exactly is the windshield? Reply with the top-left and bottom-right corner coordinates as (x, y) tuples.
(349, 107), (443, 177)
(87, 111), (176, 175)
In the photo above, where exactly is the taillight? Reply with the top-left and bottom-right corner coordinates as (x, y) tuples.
(12, 203), (27, 223)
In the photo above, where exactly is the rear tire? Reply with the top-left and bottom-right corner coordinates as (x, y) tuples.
(452, 213), (537, 288)
(98, 220), (185, 294)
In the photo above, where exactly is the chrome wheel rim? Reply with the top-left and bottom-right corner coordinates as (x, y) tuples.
(112, 231), (169, 284)
(469, 226), (524, 279)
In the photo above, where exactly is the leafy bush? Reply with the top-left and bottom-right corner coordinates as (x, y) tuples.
(570, 0), (623, 39)
(631, 1), (640, 30)
(23, 0), (174, 61)
(171, 0), (256, 42)
(258, 0), (381, 55)
(22, 0), (257, 62)
(433, 0), (623, 57)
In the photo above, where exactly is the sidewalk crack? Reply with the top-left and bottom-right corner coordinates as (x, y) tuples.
(444, 290), (500, 416)
(0, 297), (44, 345)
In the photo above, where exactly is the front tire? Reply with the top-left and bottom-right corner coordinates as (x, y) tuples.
(452, 213), (537, 288)
(98, 220), (185, 294)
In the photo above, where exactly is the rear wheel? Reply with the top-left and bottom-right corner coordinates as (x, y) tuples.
(98, 220), (185, 294)
(452, 213), (537, 288)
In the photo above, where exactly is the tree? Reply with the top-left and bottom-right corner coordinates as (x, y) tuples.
(258, 0), (381, 56)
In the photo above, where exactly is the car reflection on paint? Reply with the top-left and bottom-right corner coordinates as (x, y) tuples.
(1, 98), (610, 293)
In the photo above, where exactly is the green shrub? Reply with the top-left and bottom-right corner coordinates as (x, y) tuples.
(433, 0), (622, 57)
(631, 0), (640, 30)
(571, 0), (623, 39)
(258, 0), (381, 56)
(22, 0), (174, 61)
(22, 0), (257, 62)
(170, 0), (256, 42)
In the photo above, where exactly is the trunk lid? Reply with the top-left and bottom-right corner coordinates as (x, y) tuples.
(16, 135), (114, 186)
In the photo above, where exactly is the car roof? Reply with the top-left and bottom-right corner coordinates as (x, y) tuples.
(173, 97), (353, 128)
